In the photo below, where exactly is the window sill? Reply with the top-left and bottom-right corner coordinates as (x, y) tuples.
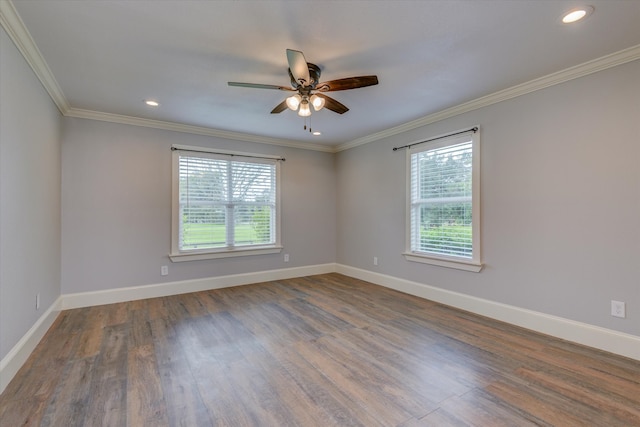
(403, 252), (483, 272)
(170, 245), (283, 262)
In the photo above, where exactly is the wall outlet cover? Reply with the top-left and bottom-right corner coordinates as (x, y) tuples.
(611, 300), (625, 318)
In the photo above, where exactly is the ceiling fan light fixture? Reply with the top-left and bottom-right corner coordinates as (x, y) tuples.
(298, 100), (311, 117)
(228, 49), (378, 121)
(286, 94), (302, 111)
(310, 94), (325, 111)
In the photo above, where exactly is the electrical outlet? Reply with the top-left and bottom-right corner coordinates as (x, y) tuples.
(373, 256), (378, 266)
(161, 265), (168, 276)
(36, 293), (40, 310)
(284, 254), (289, 262)
(611, 300), (625, 318)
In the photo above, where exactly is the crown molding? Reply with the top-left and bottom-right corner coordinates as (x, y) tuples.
(3, 0), (638, 155)
(0, 0), (332, 153)
(0, 0), (69, 113)
(66, 108), (335, 153)
(336, 44), (640, 152)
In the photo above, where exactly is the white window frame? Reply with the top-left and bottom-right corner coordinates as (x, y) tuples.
(403, 128), (482, 272)
(170, 144), (282, 262)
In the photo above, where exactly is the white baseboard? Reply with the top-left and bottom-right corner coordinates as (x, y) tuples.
(0, 263), (336, 394)
(0, 296), (62, 393)
(62, 263), (337, 310)
(335, 264), (640, 361)
(3, 262), (638, 396)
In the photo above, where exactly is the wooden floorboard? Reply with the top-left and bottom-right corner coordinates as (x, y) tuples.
(1, 273), (639, 426)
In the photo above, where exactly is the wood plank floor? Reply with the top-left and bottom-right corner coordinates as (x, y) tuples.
(1, 273), (639, 426)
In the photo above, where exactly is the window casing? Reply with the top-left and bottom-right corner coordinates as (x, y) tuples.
(170, 146), (282, 262)
(404, 129), (482, 272)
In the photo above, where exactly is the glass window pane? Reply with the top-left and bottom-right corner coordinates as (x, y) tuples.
(176, 152), (277, 252)
(411, 139), (474, 259)
(180, 205), (226, 250)
(233, 205), (273, 246)
(418, 202), (472, 257)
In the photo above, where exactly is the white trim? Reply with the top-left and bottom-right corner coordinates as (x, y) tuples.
(0, 264), (332, 393)
(65, 46), (640, 154)
(0, 296), (62, 393)
(335, 264), (640, 361)
(65, 263), (640, 361)
(3, 263), (639, 395)
(405, 129), (481, 270)
(403, 253), (483, 272)
(2, 0), (639, 153)
(61, 263), (336, 310)
(335, 44), (640, 152)
(0, 0), (69, 113)
(169, 246), (283, 262)
(171, 150), (282, 260)
(66, 108), (334, 153)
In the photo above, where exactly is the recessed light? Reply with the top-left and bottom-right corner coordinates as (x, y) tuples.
(312, 131), (321, 136)
(144, 100), (160, 107)
(562, 6), (594, 24)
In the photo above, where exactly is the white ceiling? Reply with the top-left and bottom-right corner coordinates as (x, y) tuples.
(5, 0), (640, 150)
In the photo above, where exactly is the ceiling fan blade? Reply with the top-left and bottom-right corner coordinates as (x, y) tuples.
(270, 100), (288, 114)
(316, 75), (378, 92)
(286, 49), (311, 87)
(228, 82), (294, 91)
(315, 93), (349, 114)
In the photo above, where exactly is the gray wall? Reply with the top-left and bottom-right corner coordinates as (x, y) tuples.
(61, 118), (336, 294)
(2, 16), (637, 365)
(0, 27), (62, 361)
(337, 59), (640, 336)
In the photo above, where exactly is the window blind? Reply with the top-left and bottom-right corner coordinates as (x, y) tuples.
(178, 153), (276, 251)
(410, 141), (473, 258)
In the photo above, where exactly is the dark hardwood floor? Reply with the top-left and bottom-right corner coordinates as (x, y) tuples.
(1, 273), (639, 426)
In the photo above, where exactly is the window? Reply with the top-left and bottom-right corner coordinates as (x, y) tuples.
(170, 146), (282, 262)
(404, 129), (482, 272)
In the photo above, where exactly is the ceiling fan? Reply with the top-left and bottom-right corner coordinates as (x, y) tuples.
(228, 49), (378, 117)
